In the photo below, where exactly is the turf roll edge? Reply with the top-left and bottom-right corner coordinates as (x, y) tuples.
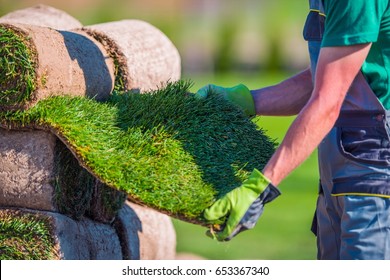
(82, 19), (181, 92)
(0, 23), (115, 111)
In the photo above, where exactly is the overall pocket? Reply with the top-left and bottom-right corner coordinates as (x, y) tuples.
(337, 125), (390, 166)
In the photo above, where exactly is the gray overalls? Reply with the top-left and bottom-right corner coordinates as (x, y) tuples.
(304, 0), (390, 259)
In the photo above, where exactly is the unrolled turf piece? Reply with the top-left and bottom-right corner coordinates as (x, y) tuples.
(0, 4), (82, 30)
(0, 81), (276, 225)
(0, 23), (115, 111)
(82, 19), (181, 92)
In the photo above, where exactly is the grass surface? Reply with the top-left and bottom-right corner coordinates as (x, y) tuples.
(0, 25), (36, 108)
(174, 72), (318, 259)
(0, 210), (57, 260)
(0, 80), (275, 224)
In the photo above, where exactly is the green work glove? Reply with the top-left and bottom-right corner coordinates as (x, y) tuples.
(195, 84), (256, 116)
(203, 168), (280, 241)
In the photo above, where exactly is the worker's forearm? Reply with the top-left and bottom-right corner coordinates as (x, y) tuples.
(251, 68), (313, 116)
(262, 95), (337, 186)
(262, 44), (372, 186)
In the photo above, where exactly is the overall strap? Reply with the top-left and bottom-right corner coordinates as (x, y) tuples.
(304, 0), (325, 75)
(304, 0), (385, 114)
(309, 0), (324, 15)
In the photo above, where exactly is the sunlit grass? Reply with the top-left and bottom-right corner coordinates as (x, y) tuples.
(0, 80), (275, 224)
(175, 72), (318, 260)
(0, 25), (36, 108)
(0, 211), (57, 260)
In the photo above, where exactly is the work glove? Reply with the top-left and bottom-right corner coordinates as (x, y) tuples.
(203, 168), (280, 241)
(195, 84), (256, 116)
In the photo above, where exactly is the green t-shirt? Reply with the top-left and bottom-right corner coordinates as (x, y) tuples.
(322, 0), (390, 109)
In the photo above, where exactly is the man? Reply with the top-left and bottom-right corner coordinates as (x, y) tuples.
(200, 0), (390, 259)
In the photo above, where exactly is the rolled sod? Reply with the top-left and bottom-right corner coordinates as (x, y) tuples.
(0, 4), (82, 30)
(0, 81), (276, 225)
(0, 23), (115, 111)
(0, 128), (126, 224)
(0, 208), (127, 260)
(82, 19), (181, 92)
(0, 209), (58, 260)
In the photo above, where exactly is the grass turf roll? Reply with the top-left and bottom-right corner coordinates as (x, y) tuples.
(0, 81), (276, 225)
(0, 209), (58, 260)
(82, 19), (181, 92)
(0, 4), (82, 30)
(0, 23), (115, 111)
(0, 24), (36, 108)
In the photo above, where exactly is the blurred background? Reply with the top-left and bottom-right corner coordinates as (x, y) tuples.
(0, 0), (310, 76)
(0, 0), (319, 259)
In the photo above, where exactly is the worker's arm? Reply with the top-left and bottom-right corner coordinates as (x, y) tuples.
(195, 68), (314, 117)
(263, 43), (372, 186)
(251, 68), (314, 116)
(204, 43), (372, 241)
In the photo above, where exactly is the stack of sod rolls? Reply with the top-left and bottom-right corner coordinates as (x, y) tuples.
(0, 202), (177, 260)
(0, 5), (275, 260)
(0, 6), (182, 259)
(0, 19), (182, 111)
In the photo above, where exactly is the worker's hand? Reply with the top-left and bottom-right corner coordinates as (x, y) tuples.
(195, 84), (256, 116)
(203, 168), (280, 241)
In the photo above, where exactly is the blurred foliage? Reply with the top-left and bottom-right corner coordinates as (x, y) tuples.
(0, 0), (309, 74)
